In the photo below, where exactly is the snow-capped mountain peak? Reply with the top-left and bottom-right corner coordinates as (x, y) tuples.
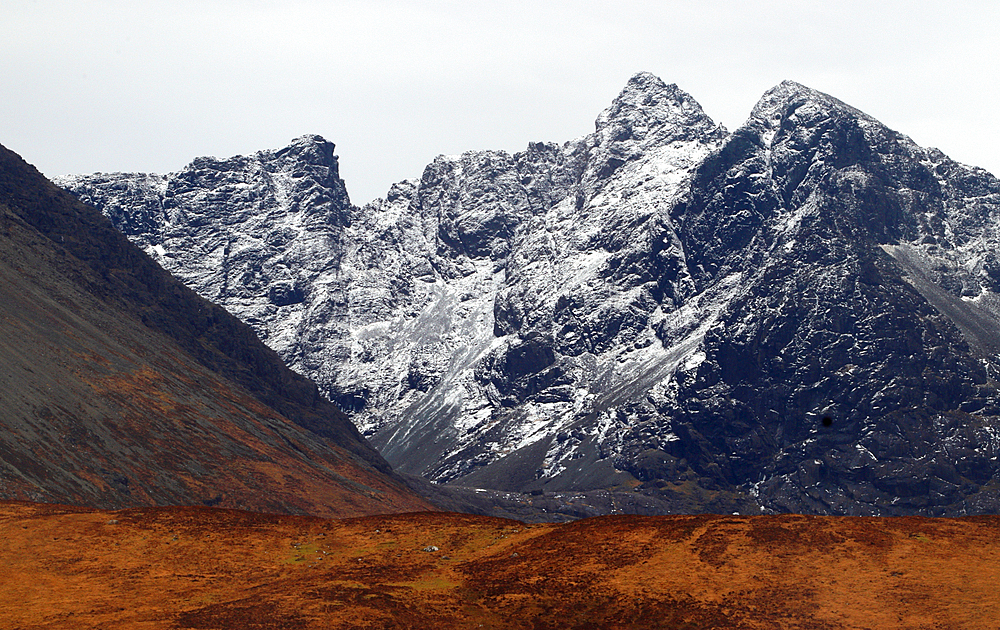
(58, 74), (1000, 516)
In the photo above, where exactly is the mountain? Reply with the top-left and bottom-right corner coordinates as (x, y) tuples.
(58, 73), (1000, 516)
(0, 141), (430, 517)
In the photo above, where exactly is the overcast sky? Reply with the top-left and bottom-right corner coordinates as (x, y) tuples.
(5, 0), (998, 205)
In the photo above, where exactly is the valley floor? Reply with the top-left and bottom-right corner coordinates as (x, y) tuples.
(1, 501), (997, 629)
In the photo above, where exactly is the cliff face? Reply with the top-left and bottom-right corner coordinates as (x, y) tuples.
(655, 81), (1000, 514)
(60, 74), (1000, 516)
(0, 141), (430, 517)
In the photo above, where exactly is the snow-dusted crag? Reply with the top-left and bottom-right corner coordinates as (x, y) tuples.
(59, 73), (1000, 515)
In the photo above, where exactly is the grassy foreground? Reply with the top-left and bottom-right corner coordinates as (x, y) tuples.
(1, 500), (998, 628)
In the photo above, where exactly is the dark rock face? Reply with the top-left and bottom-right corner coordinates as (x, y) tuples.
(674, 83), (1000, 513)
(645, 82), (1000, 515)
(59, 75), (1000, 516)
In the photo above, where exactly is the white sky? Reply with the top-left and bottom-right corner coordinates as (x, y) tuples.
(4, 0), (998, 205)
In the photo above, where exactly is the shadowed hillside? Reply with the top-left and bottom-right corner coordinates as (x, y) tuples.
(0, 143), (430, 516)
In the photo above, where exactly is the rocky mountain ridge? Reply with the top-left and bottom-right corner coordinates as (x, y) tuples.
(58, 73), (1000, 515)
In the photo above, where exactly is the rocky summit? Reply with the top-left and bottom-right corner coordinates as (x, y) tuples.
(58, 72), (1000, 516)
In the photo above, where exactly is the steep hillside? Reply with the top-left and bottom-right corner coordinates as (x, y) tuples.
(59, 74), (1000, 516)
(0, 142), (430, 516)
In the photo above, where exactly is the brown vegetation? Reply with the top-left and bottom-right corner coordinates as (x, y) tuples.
(2, 501), (998, 629)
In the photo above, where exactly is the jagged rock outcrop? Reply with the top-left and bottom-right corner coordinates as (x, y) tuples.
(654, 81), (1000, 514)
(59, 73), (1000, 516)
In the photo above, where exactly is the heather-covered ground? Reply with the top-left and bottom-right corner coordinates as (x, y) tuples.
(2, 501), (997, 629)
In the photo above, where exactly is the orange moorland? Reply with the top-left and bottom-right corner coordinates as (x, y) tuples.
(2, 500), (998, 629)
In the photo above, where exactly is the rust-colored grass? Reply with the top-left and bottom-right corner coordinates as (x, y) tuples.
(1, 501), (998, 629)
